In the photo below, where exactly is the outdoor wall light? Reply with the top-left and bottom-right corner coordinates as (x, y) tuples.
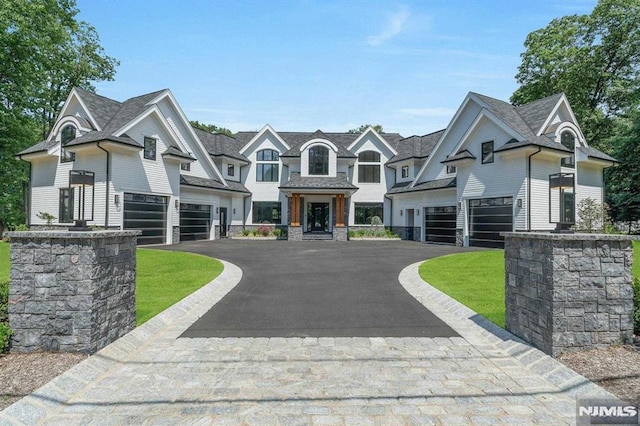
(517, 198), (523, 208)
(457, 201), (462, 210)
(233, 208), (236, 215)
(216, 207), (219, 214)
(416, 209), (420, 216)
(69, 170), (95, 231)
(175, 199), (179, 209)
(400, 210), (403, 216)
(114, 194), (120, 205)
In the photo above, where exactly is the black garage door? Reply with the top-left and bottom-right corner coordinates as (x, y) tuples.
(468, 197), (513, 248)
(424, 206), (457, 244)
(180, 203), (211, 241)
(123, 193), (167, 245)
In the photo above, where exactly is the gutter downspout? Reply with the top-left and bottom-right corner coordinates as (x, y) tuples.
(384, 194), (393, 228)
(527, 147), (542, 231)
(97, 142), (110, 228)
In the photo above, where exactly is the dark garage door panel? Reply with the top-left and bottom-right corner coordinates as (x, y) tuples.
(468, 197), (513, 248)
(424, 206), (457, 244)
(180, 203), (211, 241)
(123, 193), (167, 245)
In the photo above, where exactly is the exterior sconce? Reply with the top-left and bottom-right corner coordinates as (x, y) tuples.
(400, 210), (403, 216)
(233, 208), (236, 215)
(175, 199), (179, 209)
(416, 209), (420, 216)
(549, 172), (575, 233)
(517, 198), (523, 208)
(457, 201), (462, 210)
(216, 207), (219, 214)
(114, 194), (120, 205)
(69, 170), (95, 231)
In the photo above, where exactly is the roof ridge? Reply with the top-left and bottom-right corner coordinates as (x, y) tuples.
(74, 87), (122, 105)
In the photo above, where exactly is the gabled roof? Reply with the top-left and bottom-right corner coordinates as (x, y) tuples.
(279, 171), (358, 191)
(515, 93), (564, 135)
(193, 127), (249, 163)
(387, 130), (444, 165)
(15, 139), (57, 156)
(472, 93), (538, 139)
(388, 177), (456, 194)
(64, 131), (142, 148)
(162, 146), (196, 160)
(577, 146), (618, 163)
(74, 87), (122, 130)
(441, 149), (476, 163)
(493, 136), (572, 154)
(180, 174), (250, 194)
(102, 89), (168, 133)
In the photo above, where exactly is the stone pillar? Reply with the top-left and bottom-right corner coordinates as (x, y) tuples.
(503, 232), (634, 357)
(333, 227), (348, 241)
(288, 226), (302, 241)
(7, 230), (141, 353)
(172, 226), (180, 244)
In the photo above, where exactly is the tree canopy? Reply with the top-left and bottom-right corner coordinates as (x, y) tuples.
(190, 120), (233, 137)
(0, 0), (118, 234)
(347, 124), (384, 134)
(511, 0), (640, 146)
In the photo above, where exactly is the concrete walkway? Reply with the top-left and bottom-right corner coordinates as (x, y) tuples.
(0, 259), (612, 425)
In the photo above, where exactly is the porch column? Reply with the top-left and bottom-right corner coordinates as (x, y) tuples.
(335, 194), (345, 227)
(291, 193), (300, 226)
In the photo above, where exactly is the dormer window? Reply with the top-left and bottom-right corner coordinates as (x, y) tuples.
(60, 125), (76, 163)
(308, 145), (329, 175)
(358, 151), (381, 183)
(560, 130), (575, 168)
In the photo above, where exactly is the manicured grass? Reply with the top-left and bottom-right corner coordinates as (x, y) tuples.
(419, 250), (506, 327)
(0, 242), (222, 326)
(135, 249), (223, 325)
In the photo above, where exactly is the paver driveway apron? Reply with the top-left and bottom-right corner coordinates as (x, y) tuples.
(170, 240), (468, 338)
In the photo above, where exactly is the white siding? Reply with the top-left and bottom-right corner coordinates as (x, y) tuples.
(530, 158), (560, 231)
(576, 163), (604, 206)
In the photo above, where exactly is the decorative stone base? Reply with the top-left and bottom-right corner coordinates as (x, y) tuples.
(288, 226), (302, 241)
(502, 232), (634, 357)
(333, 227), (348, 241)
(172, 226), (180, 244)
(7, 230), (141, 353)
(456, 229), (463, 246)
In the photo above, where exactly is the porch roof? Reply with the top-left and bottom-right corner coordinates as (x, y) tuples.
(279, 172), (358, 195)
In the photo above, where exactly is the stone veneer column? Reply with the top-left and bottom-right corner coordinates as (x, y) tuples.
(503, 232), (634, 357)
(288, 226), (302, 241)
(333, 227), (348, 241)
(7, 230), (141, 353)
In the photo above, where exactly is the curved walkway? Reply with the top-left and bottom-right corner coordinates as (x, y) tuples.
(0, 243), (613, 424)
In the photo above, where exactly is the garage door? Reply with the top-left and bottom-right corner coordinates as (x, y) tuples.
(424, 206), (457, 244)
(123, 193), (167, 245)
(468, 197), (513, 248)
(180, 203), (211, 241)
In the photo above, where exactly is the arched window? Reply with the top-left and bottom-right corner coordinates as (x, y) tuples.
(308, 145), (329, 175)
(358, 151), (381, 183)
(60, 125), (76, 163)
(256, 149), (279, 182)
(560, 130), (575, 168)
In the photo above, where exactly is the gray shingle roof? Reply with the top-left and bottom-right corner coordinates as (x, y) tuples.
(515, 93), (564, 134)
(101, 89), (168, 133)
(577, 146), (618, 163)
(162, 146), (196, 160)
(180, 174), (250, 194)
(279, 172), (358, 191)
(472, 93), (538, 139)
(65, 131), (142, 148)
(387, 130), (444, 165)
(387, 177), (456, 195)
(15, 139), (57, 156)
(494, 137), (572, 154)
(441, 149), (476, 163)
(193, 127), (249, 163)
(74, 87), (122, 130)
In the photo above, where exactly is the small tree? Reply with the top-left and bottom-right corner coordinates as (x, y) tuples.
(36, 211), (56, 226)
(574, 198), (610, 232)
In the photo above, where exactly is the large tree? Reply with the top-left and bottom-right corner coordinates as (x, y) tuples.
(511, 0), (640, 147)
(347, 124), (384, 134)
(0, 0), (118, 235)
(190, 120), (233, 136)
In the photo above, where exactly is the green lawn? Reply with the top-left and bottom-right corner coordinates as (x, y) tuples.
(420, 240), (640, 329)
(419, 250), (506, 327)
(0, 242), (222, 325)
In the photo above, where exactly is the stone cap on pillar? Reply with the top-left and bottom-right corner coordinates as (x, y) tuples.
(6, 230), (142, 239)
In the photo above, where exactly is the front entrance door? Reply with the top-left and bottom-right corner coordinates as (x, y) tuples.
(219, 207), (227, 238)
(308, 203), (329, 232)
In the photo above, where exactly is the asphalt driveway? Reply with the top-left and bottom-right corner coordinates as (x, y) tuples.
(162, 240), (475, 338)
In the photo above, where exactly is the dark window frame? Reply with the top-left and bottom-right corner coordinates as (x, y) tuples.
(256, 149), (280, 182)
(308, 145), (329, 175)
(252, 201), (282, 224)
(256, 149), (279, 161)
(358, 150), (381, 183)
(180, 163), (190, 171)
(401, 165), (409, 178)
(60, 124), (76, 163)
(481, 141), (494, 164)
(446, 165), (457, 174)
(227, 164), (235, 176)
(144, 137), (157, 160)
(354, 202), (384, 225)
(59, 187), (74, 223)
(560, 130), (576, 168)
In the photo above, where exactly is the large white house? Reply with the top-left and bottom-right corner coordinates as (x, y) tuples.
(17, 88), (616, 247)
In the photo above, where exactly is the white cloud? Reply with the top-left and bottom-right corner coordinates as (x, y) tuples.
(399, 107), (456, 118)
(367, 7), (410, 46)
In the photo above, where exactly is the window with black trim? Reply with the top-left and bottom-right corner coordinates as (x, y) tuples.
(560, 131), (575, 168)
(446, 165), (457, 174)
(358, 151), (381, 183)
(252, 201), (281, 224)
(308, 145), (329, 175)
(481, 141), (494, 164)
(354, 203), (383, 225)
(401, 166), (409, 178)
(228, 164), (235, 176)
(144, 137), (156, 160)
(256, 149), (279, 182)
(181, 163), (190, 171)
(59, 187), (74, 223)
(60, 124), (76, 163)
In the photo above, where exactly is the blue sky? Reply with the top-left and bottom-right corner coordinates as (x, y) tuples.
(77, 0), (596, 136)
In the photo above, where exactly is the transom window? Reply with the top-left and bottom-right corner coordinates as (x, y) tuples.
(560, 130), (576, 168)
(481, 141), (494, 164)
(252, 201), (281, 224)
(308, 145), (329, 175)
(358, 151), (381, 183)
(144, 137), (157, 160)
(354, 203), (383, 225)
(256, 149), (279, 182)
(60, 124), (76, 163)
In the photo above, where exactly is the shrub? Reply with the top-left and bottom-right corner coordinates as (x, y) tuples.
(0, 280), (10, 353)
(633, 277), (640, 335)
(258, 225), (271, 236)
(357, 229), (366, 237)
(241, 229), (251, 236)
(251, 228), (259, 236)
(0, 323), (10, 353)
(348, 230), (355, 238)
(36, 211), (56, 226)
(273, 228), (281, 237)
